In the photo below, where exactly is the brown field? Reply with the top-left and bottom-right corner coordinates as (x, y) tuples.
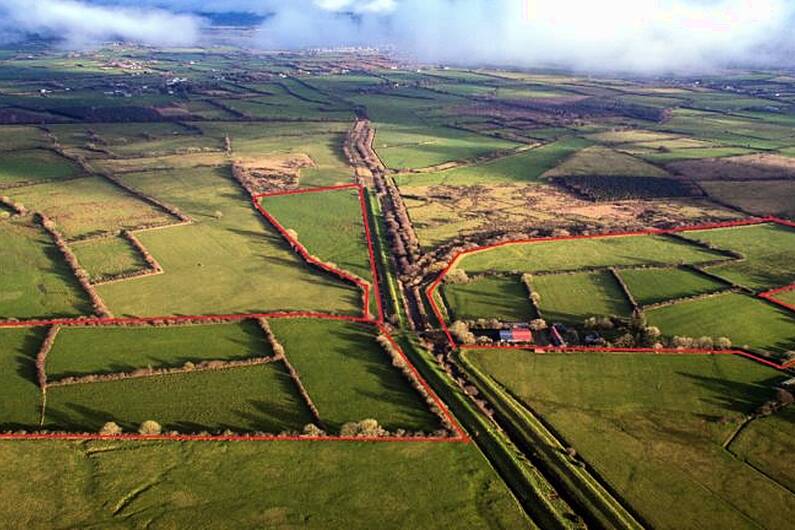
(668, 153), (795, 181)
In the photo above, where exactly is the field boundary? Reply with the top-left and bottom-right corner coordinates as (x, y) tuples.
(426, 216), (795, 372)
(0, 184), (466, 443)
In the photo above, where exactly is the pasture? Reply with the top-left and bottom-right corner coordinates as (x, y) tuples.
(0, 217), (89, 319)
(682, 223), (795, 291)
(46, 321), (271, 379)
(0, 150), (82, 187)
(468, 350), (795, 529)
(269, 319), (441, 433)
(533, 271), (633, 325)
(646, 292), (795, 354)
(444, 276), (536, 322)
(95, 167), (360, 316)
(619, 267), (728, 306)
(45, 362), (312, 434)
(0, 327), (45, 429)
(456, 234), (725, 274)
(71, 236), (146, 282)
(7, 177), (173, 239)
(0, 439), (528, 528)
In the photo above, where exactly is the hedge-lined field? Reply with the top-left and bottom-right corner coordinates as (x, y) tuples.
(468, 350), (794, 529)
(260, 188), (377, 316)
(46, 321), (271, 379)
(45, 362), (312, 433)
(71, 236), (147, 282)
(96, 166), (360, 316)
(682, 223), (795, 291)
(0, 440), (528, 528)
(457, 234), (725, 274)
(728, 406), (795, 492)
(647, 292), (795, 354)
(620, 267), (727, 306)
(444, 275), (536, 322)
(7, 177), (172, 239)
(269, 319), (441, 433)
(0, 149), (83, 186)
(0, 328), (45, 429)
(0, 218), (90, 319)
(533, 271), (633, 325)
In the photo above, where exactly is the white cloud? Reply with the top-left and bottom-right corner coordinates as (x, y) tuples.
(0, 0), (201, 47)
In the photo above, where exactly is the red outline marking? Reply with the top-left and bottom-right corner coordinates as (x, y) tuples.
(427, 217), (795, 372)
(0, 184), (464, 443)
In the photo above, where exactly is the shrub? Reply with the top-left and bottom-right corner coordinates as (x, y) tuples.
(444, 268), (469, 284)
(302, 424), (326, 437)
(715, 337), (732, 350)
(449, 320), (476, 345)
(340, 419), (387, 437)
(138, 420), (162, 435)
(99, 422), (122, 435)
(529, 319), (547, 331)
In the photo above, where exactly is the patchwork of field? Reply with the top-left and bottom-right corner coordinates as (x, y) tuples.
(467, 350), (795, 529)
(443, 222), (795, 357)
(7, 319), (443, 437)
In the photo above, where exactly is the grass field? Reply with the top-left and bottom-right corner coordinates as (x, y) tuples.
(533, 271), (633, 324)
(543, 145), (671, 178)
(0, 440), (528, 528)
(260, 188), (377, 315)
(647, 292), (795, 353)
(468, 350), (795, 529)
(46, 321), (271, 379)
(393, 137), (590, 187)
(7, 176), (173, 239)
(374, 124), (521, 170)
(0, 217), (90, 319)
(620, 267), (728, 306)
(728, 406), (795, 492)
(457, 234), (725, 274)
(444, 276), (536, 322)
(71, 236), (147, 281)
(776, 289), (795, 305)
(0, 126), (46, 151)
(45, 362), (312, 433)
(682, 223), (795, 291)
(269, 319), (441, 433)
(0, 327), (45, 429)
(0, 149), (82, 186)
(95, 166), (360, 316)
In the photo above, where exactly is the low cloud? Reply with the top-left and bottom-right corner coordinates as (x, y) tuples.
(0, 0), (201, 47)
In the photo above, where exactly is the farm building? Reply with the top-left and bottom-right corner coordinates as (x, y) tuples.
(498, 327), (534, 343)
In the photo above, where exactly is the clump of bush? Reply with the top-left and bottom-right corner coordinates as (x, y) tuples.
(99, 422), (122, 435)
(138, 420), (162, 435)
(340, 419), (387, 437)
(449, 320), (476, 345)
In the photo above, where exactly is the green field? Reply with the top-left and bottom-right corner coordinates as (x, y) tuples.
(728, 406), (795, 491)
(95, 167), (360, 316)
(457, 234), (725, 274)
(269, 319), (440, 433)
(7, 176), (173, 239)
(647, 292), (795, 353)
(543, 145), (671, 178)
(533, 271), (633, 325)
(71, 235), (147, 282)
(45, 362), (312, 433)
(0, 327), (45, 428)
(776, 289), (795, 305)
(444, 276), (536, 322)
(0, 149), (82, 186)
(468, 350), (795, 529)
(260, 188), (376, 315)
(0, 217), (90, 318)
(700, 180), (795, 218)
(620, 267), (728, 306)
(681, 223), (795, 291)
(46, 321), (271, 379)
(0, 440), (528, 528)
(393, 137), (590, 187)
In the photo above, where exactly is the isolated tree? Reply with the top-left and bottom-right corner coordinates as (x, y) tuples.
(530, 292), (542, 305)
(99, 421), (122, 435)
(529, 319), (548, 331)
(138, 420), (162, 435)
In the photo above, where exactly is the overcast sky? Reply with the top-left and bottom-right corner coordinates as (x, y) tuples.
(2, 0), (794, 73)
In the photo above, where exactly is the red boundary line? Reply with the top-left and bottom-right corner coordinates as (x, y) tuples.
(426, 217), (795, 372)
(0, 184), (466, 443)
